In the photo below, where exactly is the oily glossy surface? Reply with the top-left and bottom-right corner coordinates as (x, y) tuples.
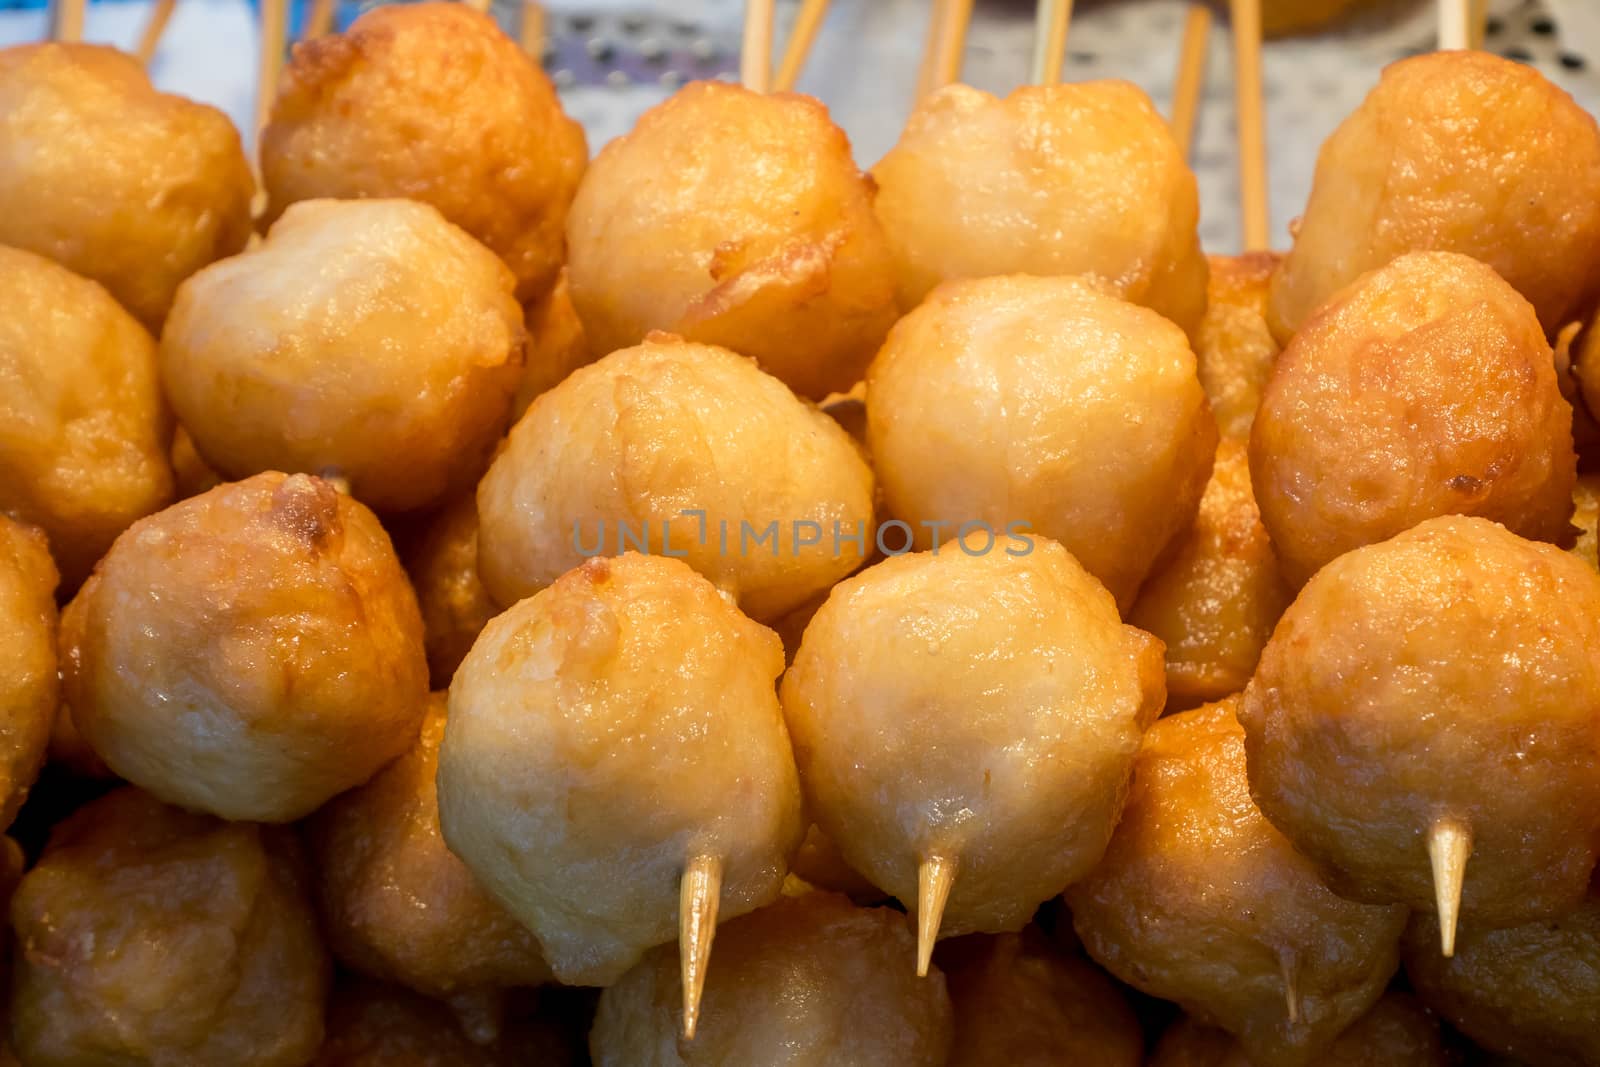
(1068, 699), (1405, 1067)
(161, 199), (525, 514)
(782, 537), (1164, 938)
(0, 245), (174, 587)
(404, 493), (498, 688)
(262, 3), (586, 303)
(566, 81), (897, 400)
(439, 553), (803, 984)
(10, 788), (329, 1066)
(1252, 252), (1575, 587)
(866, 275), (1216, 610)
(1196, 252), (1281, 440)
(1241, 516), (1600, 926)
(590, 891), (953, 1066)
(63, 472), (429, 822)
(1149, 993), (1448, 1067)
(0, 516), (57, 828)
(1268, 51), (1600, 339)
(872, 81), (1206, 335)
(476, 338), (875, 621)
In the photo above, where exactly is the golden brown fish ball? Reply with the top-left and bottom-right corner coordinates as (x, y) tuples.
(477, 338), (874, 621)
(262, 2), (586, 303)
(439, 553), (804, 995)
(9, 787), (329, 1067)
(1572, 474), (1600, 571)
(0, 43), (252, 332)
(0, 245), (174, 587)
(938, 930), (1143, 1067)
(1129, 440), (1292, 711)
(170, 425), (223, 501)
(1067, 698), (1405, 1067)
(0, 516), (56, 827)
(405, 494), (498, 689)
(1150, 993), (1448, 1067)
(872, 81), (1206, 334)
(590, 892), (954, 1066)
(514, 270), (594, 419)
(1268, 51), (1600, 340)
(566, 82), (896, 401)
(62, 472), (429, 822)
(1251, 252), (1575, 588)
(161, 199), (526, 515)
(1196, 252), (1282, 440)
(1403, 880), (1600, 1067)
(314, 980), (577, 1067)
(1240, 516), (1600, 952)
(865, 275), (1215, 610)
(782, 536), (1164, 969)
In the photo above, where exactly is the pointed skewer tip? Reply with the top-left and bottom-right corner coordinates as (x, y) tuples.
(1427, 816), (1472, 957)
(679, 854), (723, 1040)
(916, 854), (956, 977)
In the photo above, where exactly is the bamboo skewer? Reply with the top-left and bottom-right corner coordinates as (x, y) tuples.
(773, 0), (831, 92)
(1437, 0), (1470, 50)
(255, 0), (287, 145)
(915, 854), (956, 977)
(1230, 0), (1269, 251)
(1428, 817), (1472, 957)
(921, 0), (973, 97)
(1467, 0), (1488, 48)
(48, 0), (86, 42)
(1170, 3), (1211, 158)
(135, 0), (176, 66)
(304, 0), (337, 41)
(464, 0), (491, 14)
(1030, 0), (1073, 85)
(520, 0), (546, 59)
(741, 0), (775, 93)
(679, 854), (723, 1040)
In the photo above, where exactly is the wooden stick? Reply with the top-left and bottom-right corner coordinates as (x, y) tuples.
(1466, 0), (1488, 49)
(916, 854), (955, 977)
(48, 0), (86, 42)
(255, 0), (288, 141)
(520, 0), (545, 58)
(679, 855), (723, 1040)
(1437, 0), (1469, 50)
(1230, 0), (1269, 251)
(135, 0), (176, 66)
(464, 0), (491, 13)
(304, 0), (336, 40)
(773, 0), (831, 93)
(1170, 4), (1211, 159)
(1030, 0), (1073, 85)
(1277, 948), (1302, 1025)
(1428, 817), (1472, 957)
(915, 0), (947, 101)
(741, 0), (775, 93)
(928, 0), (974, 94)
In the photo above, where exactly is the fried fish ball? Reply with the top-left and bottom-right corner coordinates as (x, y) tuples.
(1251, 252), (1575, 588)
(439, 553), (804, 988)
(161, 199), (525, 515)
(1196, 252), (1282, 439)
(1150, 993), (1448, 1067)
(262, 3), (586, 303)
(62, 472), (429, 822)
(0, 43), (252, 332)
(1403, 880), (1600, 1067)
(0, 517), (56, 828)
(865, 275), (1215, 610)
(513, 270), (594, 419)
(405, 494), (498, 688)
(314, 981), (576, 1067)
(170, 425), (223, 500)
(1068, 698), (1404, 1066)
(590, 892), (953, 1066)
(782, 536), (1164, 965)
(1268, 51), (1600, 340)
(10, 787), (329, 1066)
(872, 82), (1206, 335)
(1129, 440), (1292, 711)
(477, 338), (874, 621)
(1571, 474), (1600, 571)
(1240, 516), (1600, 949)
(0, 245), (174, 587)
(938, 930), (1143, 1067)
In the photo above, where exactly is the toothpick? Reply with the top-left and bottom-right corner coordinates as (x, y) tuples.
(135, 0), (176, 66)
(929, 0), (973, 95)
(1437, 0), (1470, 50)
(520, 0), (545, 59)
(773, 0), (830, 93)
(1427, 816), (1472, 956)
(916, 854), (955, 976)
(1230, 0), (1269, 251)
(1030, 0), (1073, 85)
(47, 0), (85, 42)
(304, 0), (336, 40)
(741, 0), (775, 93)
(255, 0), (288, 142)
(679, 854), (723, 1040)
(1170, 4), (1211, 158)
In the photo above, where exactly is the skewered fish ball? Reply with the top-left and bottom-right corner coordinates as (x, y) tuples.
(1067, 698), (1405, 1066)
(1129, 440), (1292, 711)
(439, 553), (804, 1033)
(1, 245), (174, 587)
(1251, 252), (1575, 588)
(1403, 879), (1600, 1067)
(0, 516), (57, 828)
(872, 81), (1207, 335)
(514, 269), (593, 419)
(308, 693), (551, 1033)
(939, 930), (1143, 1067)
(782, 535), (1164, 971)
(62, 472), (429, 822)
(1268, 51), (1600, 340)
(405, 494), (498, 688)
(1150, 993), (1448, 1067)
(10, 787), (329, 1067)
(262, 2), (586, 303)
(314, 980), (577, 1067)
(476, 337), (875, 621)
(590, 891), (954, 1066)
(1240, 516), (1600, 955)
(865, 274), (1216, 609)
(161, 199), (526, 515)
(566, 82), (897, 401)
(0, 43), (253, 332)
(1196, 252), (1282, 440)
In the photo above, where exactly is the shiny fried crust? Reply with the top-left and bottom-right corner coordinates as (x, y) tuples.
(1269, 51), (1600, 339)
(0, 43), (253, 331)
(63, 472), (429, 822)
(0, 245), (174, 587)
(590, 892), (954, 1066)
(1196, 252), (1281, 440)
(262, 2), (586, 302)
(872, 81), (1207, 336)
(10, 787), (330, 1066)
(1067, 699), (1405, 1067)
(0, 516), (57, 828)
(1149, 994), (1448, 1067)
(566, 81), (897, 400)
